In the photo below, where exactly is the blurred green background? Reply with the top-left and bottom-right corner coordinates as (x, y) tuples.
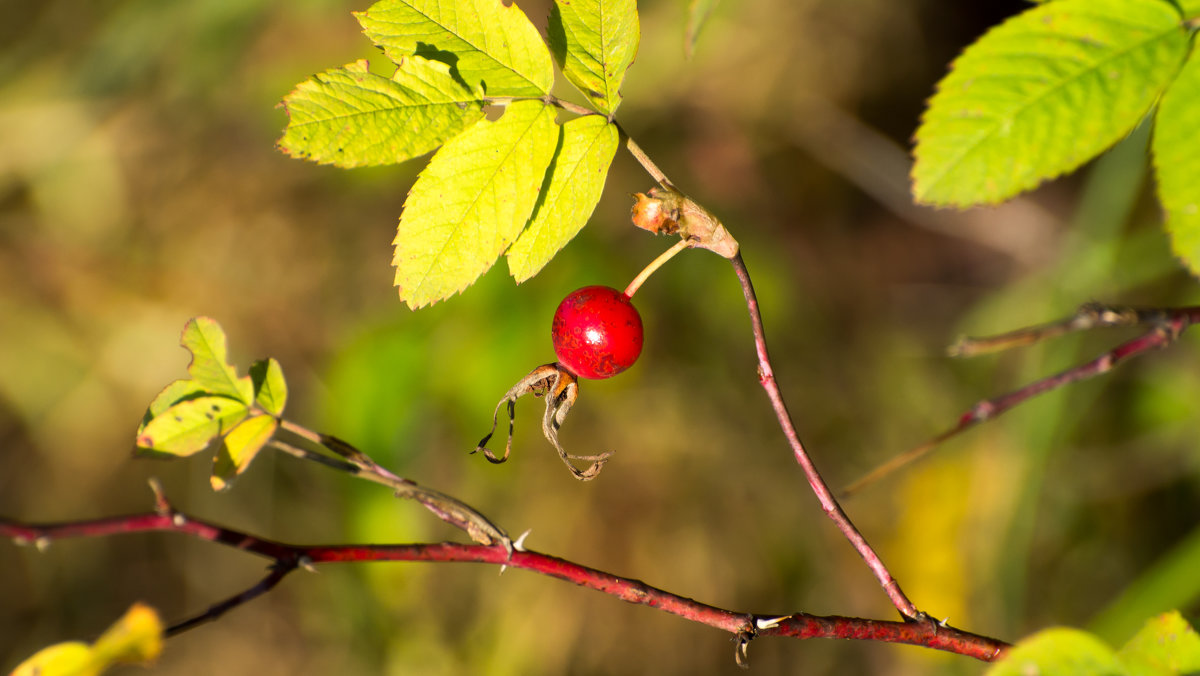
(3, 0), (1200, 673)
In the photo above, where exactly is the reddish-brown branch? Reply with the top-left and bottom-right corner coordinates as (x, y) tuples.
(728, 253), (920, 621)
(0, 509), (1009, 663)
(843, 305), (1200, 496)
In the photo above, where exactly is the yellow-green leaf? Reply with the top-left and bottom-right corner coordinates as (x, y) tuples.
(211, 414), (279, 491)
(985, 627), (1125, 676)
(356, 0), (553, 96)
(913, 0), (1187, 207)
(1118, 611), (1200, 676)
(12, 603), (163, 676)
(181, 317), (253, 404)
(393, 100), (558, 307)
(507, 115), (618, 281)
(547, 0), (639, 114)
(249, 357), (287, 417)
(278, 58), (484, 168)
(135, 395), (248, 457)
(1153, 43), (1200, 278)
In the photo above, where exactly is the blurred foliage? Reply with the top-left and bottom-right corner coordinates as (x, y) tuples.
(2, 0), (1200, 675)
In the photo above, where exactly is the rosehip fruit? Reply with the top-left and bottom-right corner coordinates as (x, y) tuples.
(552, 285), (643, 380)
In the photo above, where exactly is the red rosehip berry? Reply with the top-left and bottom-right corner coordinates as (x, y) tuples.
(552, 285), (644, 380)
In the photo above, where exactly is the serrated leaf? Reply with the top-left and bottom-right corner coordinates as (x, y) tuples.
(356, 0), (553, 96)
(13, 603), (163, 676)
(685, 0), (719, 59)
(211, 414), (278, 491)
(278, 59), (484, 168)
(985, 627), (1125, 676)
(1118, 611), (1200, 676)
(1153, 44), (1200, 277)
(507, 115), (618, 281)
(181, 317), (252, 404)
(547, 0), (639, 114)
(135, 395), (248, 457)
(393, 100), (558, 307)
(913, 0), (1187, 207)
(249, 357), (287, 417)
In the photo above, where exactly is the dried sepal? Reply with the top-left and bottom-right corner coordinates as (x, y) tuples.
(475, 363), (612, 480)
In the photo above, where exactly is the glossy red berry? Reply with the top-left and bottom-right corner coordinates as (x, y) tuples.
(552, 285), (643, 380)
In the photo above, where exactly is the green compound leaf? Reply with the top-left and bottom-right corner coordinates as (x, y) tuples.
(507, 115), (618, 281)
(278, 59), (484, 168)
(547, 0), (639, 114)
(181, 317), (253, 404)
(913, 0), (1187, 207)
(135, 395), (249, 457)
(1153, 43), (1200, 278)
(356, 0), (553, 97)
(1117, 611), (1200, 676)
(985, 627), (1125, 676)
(393, 100), (558, 308)
(211, 414), (279, 491)
(249, 357), (287, 417)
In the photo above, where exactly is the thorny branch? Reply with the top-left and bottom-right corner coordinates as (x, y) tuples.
(842, 303), (1200, 496)
(0, 486), (1010, 665)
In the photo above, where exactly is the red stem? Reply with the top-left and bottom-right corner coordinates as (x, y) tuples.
(0, 511), (1008, 662)
(843, 307), (1200, 496)
(729, 253), (920, 620)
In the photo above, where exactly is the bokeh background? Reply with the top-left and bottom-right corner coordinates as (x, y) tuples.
(3, 0), (1200, 673)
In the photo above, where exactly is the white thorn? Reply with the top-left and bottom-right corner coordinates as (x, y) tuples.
(172, 513), (187, 527)
(299, 556), (318, 573)
(513, 529), (532, 552)
(34, 537), (50, 553)
(755, 616), (789, 630)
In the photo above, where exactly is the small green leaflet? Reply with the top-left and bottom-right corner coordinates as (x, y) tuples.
(547, 0), (639, 115)
(1113, 609), (1200, 672)
(985, 613), (1200, 676)
(985, 628), (1125, 675)
(912, 0), (1187, 207)
(249, 357), (288, 417)
(136, 395), (249, 457)
(356, 0), (553, 97)
(182, 317), (253, 404)
(1117, 611), (1200, 676)
(278, 58), (484, 168)
(1153, 41), (1200, 278)
(507, 115), (618, 281)
(393, 100), (558, 308)
(211, 414), (279, 491)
